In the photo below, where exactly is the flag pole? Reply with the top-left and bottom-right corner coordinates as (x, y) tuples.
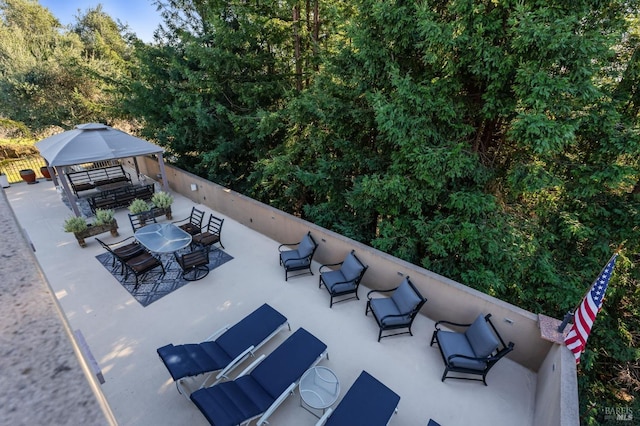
(557, 249), (621, 332)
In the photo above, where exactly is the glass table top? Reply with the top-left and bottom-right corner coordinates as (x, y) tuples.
(134, 223), (192, 253)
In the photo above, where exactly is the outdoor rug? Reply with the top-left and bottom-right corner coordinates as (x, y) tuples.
(95, 248), (233, 307)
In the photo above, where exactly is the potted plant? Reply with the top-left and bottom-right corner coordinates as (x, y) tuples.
(129, 198), (152, 225)
(63, 211), (119, 248)
(19, 168), (38, 184)
(151, 191), (173, 219)
(129, 198), (150, 214)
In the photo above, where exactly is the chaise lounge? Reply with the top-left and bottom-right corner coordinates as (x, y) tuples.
(157, 304), (290, 396)
(190, 327), (328, 426)
(315, 370), (400, 426)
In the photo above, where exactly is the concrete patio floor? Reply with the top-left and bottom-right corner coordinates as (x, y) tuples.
(6, 178), (537, 426)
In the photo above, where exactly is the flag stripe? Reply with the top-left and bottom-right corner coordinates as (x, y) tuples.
(563, 254), (617, 364)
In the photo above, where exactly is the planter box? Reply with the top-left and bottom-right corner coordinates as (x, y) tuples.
(147, 206), (172, 220)
(74, 220), (119, 248)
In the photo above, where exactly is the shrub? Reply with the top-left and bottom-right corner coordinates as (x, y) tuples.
(63, 216), (88, 233)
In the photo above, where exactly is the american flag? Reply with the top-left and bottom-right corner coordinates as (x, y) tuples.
(564, 254), (617, 364)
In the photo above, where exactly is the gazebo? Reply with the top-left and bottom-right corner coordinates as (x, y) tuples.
(36, 123), (170, 216)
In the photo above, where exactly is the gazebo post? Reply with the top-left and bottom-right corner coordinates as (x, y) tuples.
(157, 153), (169, 192)
(58, 167), (81, 216)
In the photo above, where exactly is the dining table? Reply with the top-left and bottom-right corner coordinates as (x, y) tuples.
(134, 223), (192, 253)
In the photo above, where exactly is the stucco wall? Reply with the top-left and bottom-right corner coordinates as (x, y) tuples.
(134, 157), (581, 425)
(136, 158), (550, 371)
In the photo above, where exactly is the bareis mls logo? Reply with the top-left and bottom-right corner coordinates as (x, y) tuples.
(604, 406), (633, 421)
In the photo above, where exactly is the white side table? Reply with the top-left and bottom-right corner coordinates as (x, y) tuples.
(299, 366), (340, 417)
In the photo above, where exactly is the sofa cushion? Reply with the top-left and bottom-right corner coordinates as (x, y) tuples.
(465, 315), (500, 358)
(391, 278), (422, 315)
(437, 330), (488, 371)
(297, 234), (316, 258)
(341, 252), (364, 282)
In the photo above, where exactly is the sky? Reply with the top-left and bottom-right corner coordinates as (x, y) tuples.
(38, 0), (163, 43)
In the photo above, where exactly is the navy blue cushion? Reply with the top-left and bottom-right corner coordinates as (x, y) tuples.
(437, 330), (487, 371)
(465, 315), (499, 358)
(157, 304), (287, 381)
(369, 298), (408, 326)
(280, 249), (309, 267)
(341, 252), (364, 282)
(251, 328), (327, 399)
(190, 328), (326, 426)
(390, 278), (422, 315)
(157, 341), (230, 381)
(216, 304), (287, 356)
(191, 380), (263, 426)
(297, 234), (316, 258)
(324, 371), (400, 426)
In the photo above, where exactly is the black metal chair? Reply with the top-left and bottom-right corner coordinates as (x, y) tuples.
(192, 214), (225, 251)
(365, 276), (426, 341)
(128, 212), (157, 232)
(96, 236), (145, 274)
(318, 250), (368, 307)
(173, 207), (205, 236)
(174, 248), (210, 281)
(430, 313), (515, 385)
(119, 249), (165, 289)
(278, 231), (318, 281)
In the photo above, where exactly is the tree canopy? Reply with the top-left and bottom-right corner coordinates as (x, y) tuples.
(1, 0), (639, 423)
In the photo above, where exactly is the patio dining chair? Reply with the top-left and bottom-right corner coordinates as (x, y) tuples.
(174, 247), (210, 281)
(278, 231), (318, 281)
(128, 212), (157, 232)
(118, 248), (165, 289)
(173, 206), (205, 236)
(96, 236), (145, 274)
(192, 214), (224, 251)
(430, 313), (514, 385)
(365, 276), (427, 341)
(318, 250), (368, 307)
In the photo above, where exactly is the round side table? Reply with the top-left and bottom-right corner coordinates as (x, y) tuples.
(299, 366), (340, 417)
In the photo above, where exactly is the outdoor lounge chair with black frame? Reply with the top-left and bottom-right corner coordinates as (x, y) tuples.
(174, 247), (210, 281)
(157, 303), (290, 397)
(190, 327), (328, 426)
(278, 231), (318, 281)
(365, 276), (427, 341)
(318, 250), (368, 307)
(430, 313), (515, 385)
(173, 206), (205, 236)
(315, 370), (400, 426)
(96, 236), (145, 275)
(192, 214), (224, 251)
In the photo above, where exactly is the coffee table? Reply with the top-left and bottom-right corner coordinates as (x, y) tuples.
(299, 366), (340, 417)
(134, 223), (192, 253)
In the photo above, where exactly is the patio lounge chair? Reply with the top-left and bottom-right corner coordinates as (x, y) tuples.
(173, 206), (205, 236)
(315, 370), (400, 426)
(278, 231), (318, 281)
(430, 313), (515, 385)
(190, 327), (328, 426)
(365, 276), (427, 341)
(318, 250), (368, 307)
(157, 304), (290, 396)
